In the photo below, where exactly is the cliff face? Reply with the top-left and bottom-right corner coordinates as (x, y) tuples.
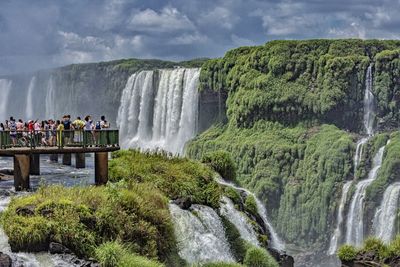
(187, 39), (400, 250)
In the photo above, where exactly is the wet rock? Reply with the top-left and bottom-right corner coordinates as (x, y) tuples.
(15, 205), (35, 216)
(173, 197), (192, 210)
(49, 242), (71, 254)
(0, 252), (12, 267)
(268, 248), (294, 267)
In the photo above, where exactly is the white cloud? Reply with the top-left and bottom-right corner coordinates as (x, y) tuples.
(199, 7), (238, 30)
(168, 32), (208, 45)
(231, 34), (255, 46)
(128, 6), (195, 33)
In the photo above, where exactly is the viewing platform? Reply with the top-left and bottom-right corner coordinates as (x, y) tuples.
(0, 130), (120, 191)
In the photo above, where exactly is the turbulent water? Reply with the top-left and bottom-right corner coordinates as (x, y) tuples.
(328, 181), (352, 255)
(372, 182), (400, 243)
(0, 79), (12, 121)
(220, 196), (260, 246)
(217, 179), (285, 251)
(169, 203), (235, 264)
(117, 68), (200, 154)
(345, 142), (388, 246)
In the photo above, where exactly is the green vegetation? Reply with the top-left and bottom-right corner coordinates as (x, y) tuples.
(2, 183), (177, 263)
(109, 150), (221, 208)
(95, 241), (165, 267)
(202, 263), (244, 267)
(337, 245), (358, 261)
(188, 122), (353, 247)
(243, 246), (279, 267)
(244, 195), (258, 218)
(220, 216), (248, 262)
(199, 39), (400, 131)
(202, 150), (237, 182)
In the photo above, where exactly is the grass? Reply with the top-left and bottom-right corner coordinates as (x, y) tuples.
(109, 150), (222, 208)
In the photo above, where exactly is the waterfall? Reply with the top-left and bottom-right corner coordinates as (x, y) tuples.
(372, 182), (400, 243)
(25, 76), (36, 119)
(354, 137), (370, 171)
(45, 77), (56, 119)
(328, 181), (352, 255)
(345, 142), (388, 246)
(0, 79), (12, 121)
(363, 65), (375, 136)
(220, 196), (260, 246)
(117, 68), (200, 154)
(217, 179), (285, 251)
(169, 203), (235, 264)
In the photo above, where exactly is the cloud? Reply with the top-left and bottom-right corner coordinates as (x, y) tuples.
(128, 6), (195, 33)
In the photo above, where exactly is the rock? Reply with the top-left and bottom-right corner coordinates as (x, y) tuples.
(0, 252), (12, 267)
(49, 242), (71, 254)
(173, 197), (192, 210)
(268, 248), (294, 267)
(15, 205), (35, 216)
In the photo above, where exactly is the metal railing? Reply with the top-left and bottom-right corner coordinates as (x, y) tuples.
(0, 130), (119, 149)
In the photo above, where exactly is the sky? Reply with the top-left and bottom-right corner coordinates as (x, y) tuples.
(0, 0), (399, 75)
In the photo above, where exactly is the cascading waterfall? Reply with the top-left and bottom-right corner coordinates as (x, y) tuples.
(372, 182), (400, 243)
(169, 203), (235, 264)
(217, 179), (285, 251)
(0, 79), (12, 121)
(117, 68), (200, 154)
(354, 137), (370, 171)
(328, 181), (352, 255)
(45, 77), (56, 119)
(345, 142), (388, 246)
(364, 65), (375, 136)
(220, 196), (260, 246)
(25, 76), (36, 119)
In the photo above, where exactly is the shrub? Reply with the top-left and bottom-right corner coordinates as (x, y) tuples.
(243, 246), (279, 267)
(244, 195), (258, 217)
(337, 245), (357, 261)
(201, 150), (237, 182)
(95, 241), (165, 267)
(202, 263), (244, 267)
(224, 187), (242, 206)
(221, 216), (247, 262)
(388, 235), (400, 257)
(362, 237), (390, 260)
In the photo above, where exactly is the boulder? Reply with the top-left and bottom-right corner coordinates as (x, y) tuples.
(0, 252), (12, 267)
(49, 242), (71, 254)
(16, 205), (35, 216)
(172, 197), (192, 210)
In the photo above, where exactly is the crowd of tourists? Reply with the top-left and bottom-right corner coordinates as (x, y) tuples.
(0, 115), (111, 147)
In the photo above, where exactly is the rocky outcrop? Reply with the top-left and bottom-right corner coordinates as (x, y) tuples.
(0, 252), (12, 267)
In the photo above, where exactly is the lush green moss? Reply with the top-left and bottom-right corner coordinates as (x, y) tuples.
(187, 122), (353, 247)
(361, 237), (390, 260)
(2, 182), (176, 262)
(243, 245), (279, 267)
(109, 150), (221, 208)
(244, 195), (258, 218)
(200, 39), (400, 131)
(95, 241), (165, 267)
(224, 187), (242, 206)
(220, 216), (247, 262)
(202, 150), (237, 182)
(337, 245), (357, 261)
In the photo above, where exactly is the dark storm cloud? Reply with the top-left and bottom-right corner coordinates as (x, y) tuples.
(0, 0), (399, 75)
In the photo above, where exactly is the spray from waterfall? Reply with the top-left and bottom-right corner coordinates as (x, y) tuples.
(345, 141), (388, 246)
(372, 182), (400, 243)
(117, 68), (200, 154)
(45, 77), (56, 119)
(25, 76), (36, 119)
(364, 65), (375, 136)
(217, 179), (285, 251)
(0, 79), (12, 121)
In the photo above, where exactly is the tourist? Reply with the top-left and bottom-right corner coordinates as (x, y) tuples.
(100, 115), (110, 129)
(72, 116), (85, 143)
(8, 117), (17, 145)
(84, 115), (94, 145)
(49, 120), (56, 146)
(62, 115), (72, 144)
(42, 121), (50, 146)
(56, 120), (64, 147)
(0, 123), (4, 132)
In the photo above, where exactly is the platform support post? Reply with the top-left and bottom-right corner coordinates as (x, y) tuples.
(75, 153), (86, 168)
(62, 153), (72, 165)
(14, 154), (30, 191)
(29, 154), (40, 175)
(95, 152), (108, 185)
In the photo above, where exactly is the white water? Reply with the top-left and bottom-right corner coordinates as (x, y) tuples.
(45, 77), (56, 119)
(220, 196), (260, 246)
(117, 68), (200, 154)
(328, 181), (352, 255)
(26, 76), (36, 119)
(217, 179), (285, 251)
(169, 203), (235, 264)
(354, 137), (370, 171)
(363, 65), (375, 136)
(345, 142), (388, 246)
(0, 79), (12, 121)
(372, 182), (400, 243)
